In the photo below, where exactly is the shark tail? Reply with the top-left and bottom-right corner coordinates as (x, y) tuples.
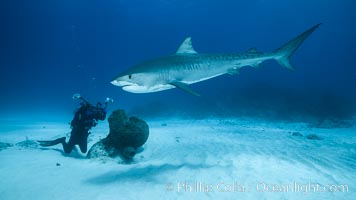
(274, 23), (321, 70)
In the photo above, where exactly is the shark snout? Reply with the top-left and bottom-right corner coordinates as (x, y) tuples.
(111, 79), (132, 87)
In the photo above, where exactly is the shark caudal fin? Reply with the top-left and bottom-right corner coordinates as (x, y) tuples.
(275, 23), (321, 70)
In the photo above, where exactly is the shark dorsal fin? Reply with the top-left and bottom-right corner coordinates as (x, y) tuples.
(176, 37), (198, 54)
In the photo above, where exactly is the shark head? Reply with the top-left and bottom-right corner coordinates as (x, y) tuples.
(111, 72), (148, 93)
(111, 37), (200, 94)
(111, 70), (174, 93)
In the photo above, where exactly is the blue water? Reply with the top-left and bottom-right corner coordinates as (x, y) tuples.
(1, 0), (355, 121)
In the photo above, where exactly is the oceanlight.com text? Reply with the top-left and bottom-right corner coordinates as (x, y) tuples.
(256, 181), (348, 193)
(167, 181), (349, 193)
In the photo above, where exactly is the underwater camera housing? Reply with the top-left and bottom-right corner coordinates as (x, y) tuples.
(94, 106), (107, 121)
(105, 97), (114, 104)
(72, 93), (113, 121)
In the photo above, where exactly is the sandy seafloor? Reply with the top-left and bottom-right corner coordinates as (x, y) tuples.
(0, 116), (355, 200)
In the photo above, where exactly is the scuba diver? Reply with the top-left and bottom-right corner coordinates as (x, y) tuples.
(38, 94), (113, 154)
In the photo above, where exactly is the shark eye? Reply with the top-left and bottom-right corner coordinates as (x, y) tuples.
(128, 74), (132, 79)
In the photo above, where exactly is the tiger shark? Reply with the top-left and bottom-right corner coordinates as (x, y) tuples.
(111, 24), (320, 96)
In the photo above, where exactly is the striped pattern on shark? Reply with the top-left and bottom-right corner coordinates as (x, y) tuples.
(111, 24), (321, 96)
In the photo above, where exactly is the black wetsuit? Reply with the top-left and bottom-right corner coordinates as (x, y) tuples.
(64, 104), (106, 153)
(39, 102), (106, 154)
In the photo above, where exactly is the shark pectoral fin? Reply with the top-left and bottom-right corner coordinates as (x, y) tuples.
(251, 61), (262, 68)
(227, 68), (240, 75)
(170, 81), (201, 97)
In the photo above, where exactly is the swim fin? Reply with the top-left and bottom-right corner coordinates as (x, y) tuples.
(38, 137), (66, 147)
